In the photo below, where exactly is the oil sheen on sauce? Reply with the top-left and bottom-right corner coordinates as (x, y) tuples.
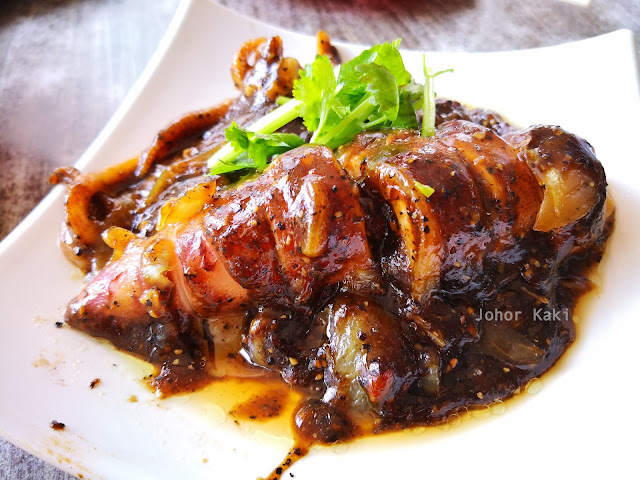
(169, 259), (608, 480)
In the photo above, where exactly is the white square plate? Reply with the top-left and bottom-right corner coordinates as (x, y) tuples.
(1, 0), (639, 478)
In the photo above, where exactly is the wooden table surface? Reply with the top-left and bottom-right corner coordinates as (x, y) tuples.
(0, 0), (637, 478)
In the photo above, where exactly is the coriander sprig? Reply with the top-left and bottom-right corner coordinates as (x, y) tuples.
(207, 40), (451, 175)
(421, 55), (453, 137)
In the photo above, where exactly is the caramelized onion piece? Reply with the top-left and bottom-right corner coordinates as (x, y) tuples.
(417, 347), (441, 395)
(140, 237), (176, 289)
(324, 296), (419, 412)
(505, 126), (606, 232)
(291, 177), (329, 258)
(244, 309), (277, 369)
(101, 226), (138, 262)
(158, 179), (217, 231)
(480, 322), (544, 369)
(139, 237), (177, 318)
(370, 163), (443, 301)
(203, 312), (257, 377)
(533, 167), (598, 232)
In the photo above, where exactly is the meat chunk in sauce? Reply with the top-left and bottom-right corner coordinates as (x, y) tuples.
(55, 35), (613, 451)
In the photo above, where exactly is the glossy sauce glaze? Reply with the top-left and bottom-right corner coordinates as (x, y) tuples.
(52, 35), (614, 478)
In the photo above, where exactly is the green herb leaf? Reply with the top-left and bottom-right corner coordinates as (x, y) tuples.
(293, 55), (343, 134)
(338, 39), (411, 90)
(224, 122), (251, 150)
(357, 62), (400, 122)
(311, 41), (413, 147)
(208, 154), (256, 175)
(392, 81), (424, 129)
(207, 97), (303, 174)
(209, 122), (304, 174)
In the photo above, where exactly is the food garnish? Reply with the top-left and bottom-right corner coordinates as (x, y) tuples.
(207, 39), (448, 176)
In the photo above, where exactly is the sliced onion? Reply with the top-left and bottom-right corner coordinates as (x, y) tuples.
(157, 179), (217, 231)
(140, 237), (175, 290)
(480, 322), (544, 369)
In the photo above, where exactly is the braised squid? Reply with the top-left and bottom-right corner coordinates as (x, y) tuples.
(53, 34), (613, 475)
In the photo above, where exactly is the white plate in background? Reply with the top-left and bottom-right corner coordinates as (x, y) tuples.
(1, 0), (639, 478)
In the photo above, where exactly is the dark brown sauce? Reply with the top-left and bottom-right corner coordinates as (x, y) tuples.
(185, 251), (610, 480)
(62, 139), (612, 479)
(65, 139), (613, 478)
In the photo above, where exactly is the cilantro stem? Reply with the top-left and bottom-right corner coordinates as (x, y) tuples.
(422, 55), (435, 137)
(250, 98), (302, 133)
(314, 96), (376, 147)
(310, 104), (332, 143)
(421, 55), (453, 137)
(276, 96), (292, 105)
(207, 98), (302, 171)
